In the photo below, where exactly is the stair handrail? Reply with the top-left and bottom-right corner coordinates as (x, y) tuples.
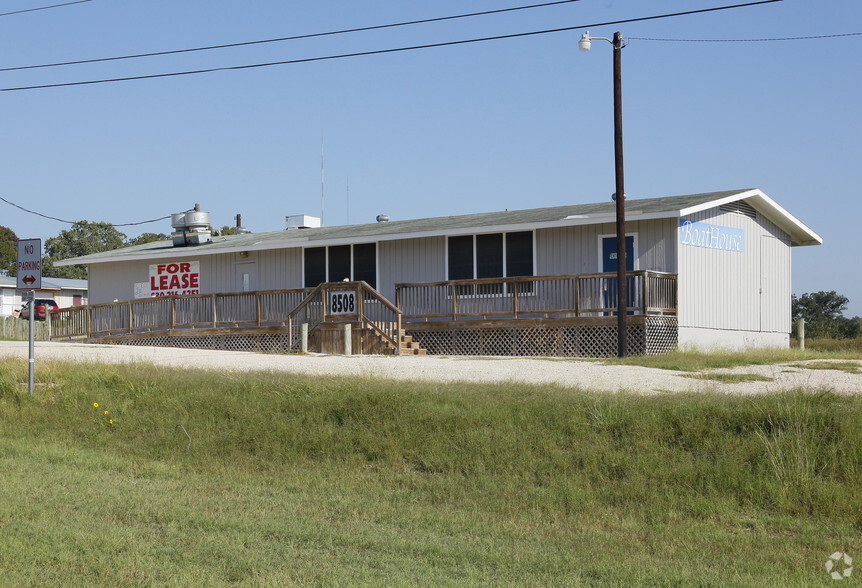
(355, 281), (402, 351)
(287, 282), (327, 349)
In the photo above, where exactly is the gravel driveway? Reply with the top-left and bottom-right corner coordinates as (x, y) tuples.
(1, 341), (860, 395)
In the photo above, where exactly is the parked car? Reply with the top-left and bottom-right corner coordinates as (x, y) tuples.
(18, 299), (59, 320)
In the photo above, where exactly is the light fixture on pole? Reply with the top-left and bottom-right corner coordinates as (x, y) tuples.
(579, 30), (628, 358)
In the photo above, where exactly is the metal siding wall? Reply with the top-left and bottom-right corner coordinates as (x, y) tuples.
(633, 219), (677, 272)
(255, 249), (303, 290)
(86, 249), (306, 304)
(379, 237), (446, 301)
(678, 207), (792, 334)
(536, 224), (601, 275)
(536, 219), (677, 275)
(760, 228), (792, 333)
(88, 260), (154, 304)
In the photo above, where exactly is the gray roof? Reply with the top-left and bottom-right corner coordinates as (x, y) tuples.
(55, 188), (821, 266)
(0, 275), (88, 290)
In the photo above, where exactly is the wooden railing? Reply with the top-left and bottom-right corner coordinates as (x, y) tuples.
(49, 272), (675, 343)
(395, 271), (677, 322)
(287, 281), (402, 351)
(50, 288), (312, 340)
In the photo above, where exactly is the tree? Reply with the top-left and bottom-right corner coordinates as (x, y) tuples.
(792, 291), (860, 339)
(126, 232), (169, 247)
(43, 221), (127, 279)
(0, 225), (18, 276)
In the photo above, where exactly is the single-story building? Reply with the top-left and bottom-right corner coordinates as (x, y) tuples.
(0, 276), (88, 317)
(56, 188), (821, 354)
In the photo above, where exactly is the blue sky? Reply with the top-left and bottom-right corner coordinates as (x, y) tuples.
(1, 0), (860, 315)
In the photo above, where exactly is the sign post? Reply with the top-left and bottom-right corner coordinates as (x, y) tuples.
(17, 239), (42, 397)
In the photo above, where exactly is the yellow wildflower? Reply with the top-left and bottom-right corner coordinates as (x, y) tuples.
(104, 410), (109, 415)
(93, 402), (99, 408)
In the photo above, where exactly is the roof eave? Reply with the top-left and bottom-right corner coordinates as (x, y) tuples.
(679, 188), (822, 247)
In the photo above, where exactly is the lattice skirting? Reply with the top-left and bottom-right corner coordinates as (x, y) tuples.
(95, 317), (677, 358)
(406, 316), (677, 358)
(99, 324), (392, 355)
(102, 332), (294, 354)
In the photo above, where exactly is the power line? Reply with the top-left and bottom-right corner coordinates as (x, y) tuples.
(0, 0), (584, 73)
(0, 0), (91, 18)
(629, 32), (862, 42)
(0, 0), (783, 93)
(0, 195), (170, 226)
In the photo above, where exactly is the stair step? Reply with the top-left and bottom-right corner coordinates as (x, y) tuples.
(399, 347), (426, 356)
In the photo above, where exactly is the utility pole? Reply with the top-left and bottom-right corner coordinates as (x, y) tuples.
(612, 31), (628, 358)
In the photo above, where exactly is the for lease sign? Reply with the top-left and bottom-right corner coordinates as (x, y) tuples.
(148, 261), (200, 297)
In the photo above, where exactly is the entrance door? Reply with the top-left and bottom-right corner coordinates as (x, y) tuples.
(235, 262), (258, 292)
(601, 235), (636, 314)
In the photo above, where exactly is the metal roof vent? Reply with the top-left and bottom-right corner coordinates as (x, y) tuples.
(719, 201), (757, 219)
(376, 214), (390, 223)
(171, 204), (212, 246)
(285, 215), (321, 230)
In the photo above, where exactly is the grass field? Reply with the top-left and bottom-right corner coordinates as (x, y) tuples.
(0, 357), (860, 586)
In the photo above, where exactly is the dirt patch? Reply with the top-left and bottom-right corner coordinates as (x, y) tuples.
(1, 342), (860, 395)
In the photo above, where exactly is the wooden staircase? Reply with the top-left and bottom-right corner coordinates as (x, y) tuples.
(396, 330), (426, 355)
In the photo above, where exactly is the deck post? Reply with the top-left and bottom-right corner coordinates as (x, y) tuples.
(641, 271), (648, 315)
(575, 277), (581, 317)
(256, 293), (262, 327)
(450, 284), (457, 321)
(211, 293), (217, 328)
(343, 323), (352, 356)
(301, 322), (308, 353)
(128, 301), (132, 334)
(512, 279), (519, 319)
(798, 318), (805, 351)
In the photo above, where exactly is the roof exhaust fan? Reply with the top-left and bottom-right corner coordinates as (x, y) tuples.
(171, 203), (212, 246)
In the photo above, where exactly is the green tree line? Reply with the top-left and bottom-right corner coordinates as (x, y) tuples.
(1, 221), (241, 280)
(0, 222), (167, 280)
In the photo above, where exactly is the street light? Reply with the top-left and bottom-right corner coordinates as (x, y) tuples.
(579, 30), (628, 358)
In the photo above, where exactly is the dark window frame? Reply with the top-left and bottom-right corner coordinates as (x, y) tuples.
(447, 231), (534, 296)
(303, 243), (377, 288)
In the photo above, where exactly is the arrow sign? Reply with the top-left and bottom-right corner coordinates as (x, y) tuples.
(17, 239), (42, 291)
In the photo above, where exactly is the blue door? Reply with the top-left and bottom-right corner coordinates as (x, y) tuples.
(602, 236), (634, 273)
(601, 236), (635, 314)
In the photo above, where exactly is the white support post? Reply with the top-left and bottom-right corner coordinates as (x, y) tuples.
(343, 323), (352, 356)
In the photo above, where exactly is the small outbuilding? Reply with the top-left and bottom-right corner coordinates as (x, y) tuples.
(0, 276), (88, 318)
(55, 188), (821, 355)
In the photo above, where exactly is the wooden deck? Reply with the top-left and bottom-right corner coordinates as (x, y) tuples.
(49, 271), (677, 356)
(395, 271), (677, 322)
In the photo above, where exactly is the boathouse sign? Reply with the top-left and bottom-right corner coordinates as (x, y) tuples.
(679, 219), (744, 252)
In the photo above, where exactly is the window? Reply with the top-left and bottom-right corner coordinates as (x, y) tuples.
(506, 231), (533, 277)
(447, 235), (474, 281)
(447, 231), (534, 292)
(353, 243), (377, 288)
(304, 247), (326, 287)
(328, 245), (351, 282)
(476, 233), (503, 279)
(304, 243), (377, 288)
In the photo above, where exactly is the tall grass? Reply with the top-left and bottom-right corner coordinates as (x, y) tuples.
(608, 344), (862, 371)
(0, 358), (860, 586)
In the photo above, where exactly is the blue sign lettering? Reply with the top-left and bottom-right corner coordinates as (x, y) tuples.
(679, 219), (744, 252)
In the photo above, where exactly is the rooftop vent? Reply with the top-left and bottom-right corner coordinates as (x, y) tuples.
(235, 213), (251, 235)
(171, 203), (212, 246)
(285, 215), (321, 230)
(719, 201), (757, 219)
(376, 214), (390, 223)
